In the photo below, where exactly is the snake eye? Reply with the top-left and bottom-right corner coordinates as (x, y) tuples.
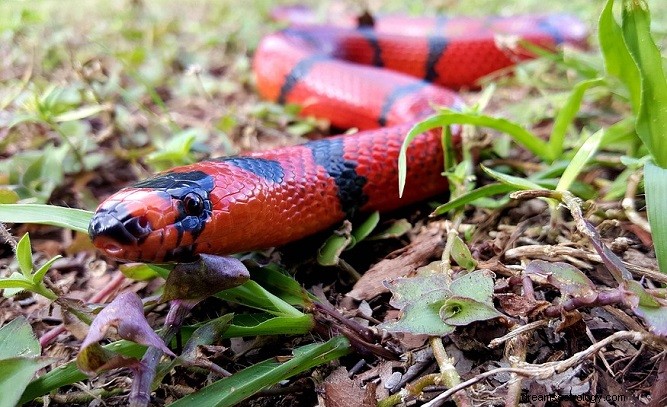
(182, 192), (204, 216)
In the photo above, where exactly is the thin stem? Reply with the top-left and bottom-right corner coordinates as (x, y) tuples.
(48, 120), (86, 171)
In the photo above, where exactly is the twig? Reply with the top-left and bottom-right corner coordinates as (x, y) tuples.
(488, 320), (548, 348)
(48, 387), (125, 404)
(0, 223), (18, 252)
(423, 331), (661, 406)
(505, 244), (667, 284)
(504, 325), (529, 407)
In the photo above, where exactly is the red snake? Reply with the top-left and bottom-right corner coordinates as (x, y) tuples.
(89, 8), (587, 262)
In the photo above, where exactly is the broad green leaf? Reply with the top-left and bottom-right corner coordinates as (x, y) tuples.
(0, 318), (47, 407)
(384, 270), (450, 309)
(15, 233), (33, 277)
(247, 263), (315, 307)
(0, 317), (40, 360)
(556, 129), (604, 192)
(0, 357), (53, 407)
(439, 296), (502, 326)
(119, 263), (162, 281)
(380, 268), (498, 335)
(380, 289), (455, 336)
(645, 161), (667, 273)
(449, 269), (496, 305)
(0, 204), (92, 233)
(146, 128), (201, 169)
(169, 336), (351, 407)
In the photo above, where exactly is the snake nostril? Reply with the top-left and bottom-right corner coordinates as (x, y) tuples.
(124, 216), (152, 239)
(138, 215), (149, 229)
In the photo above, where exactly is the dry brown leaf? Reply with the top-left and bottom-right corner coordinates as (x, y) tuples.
(495, 292), (550, 317)
(322, 367), (376, 407)
(347, 222), (445, 301)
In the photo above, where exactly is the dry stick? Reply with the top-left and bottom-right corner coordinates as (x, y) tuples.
(622, 169), (651, 233)
(504, 325), (529, 407)
(584, 325), (614, 376)
(488, 320), (549, 348)
(423, 331), (660, 407)
(505, 244), (667, 284)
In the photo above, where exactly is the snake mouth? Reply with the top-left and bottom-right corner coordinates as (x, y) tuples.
(89, 210), (153, 257)
(92, 236), (126, 258)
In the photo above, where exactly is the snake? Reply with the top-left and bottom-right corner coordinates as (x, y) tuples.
(88, 8), (587, 262)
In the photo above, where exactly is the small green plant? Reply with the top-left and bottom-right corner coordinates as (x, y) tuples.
(0, 318), (53, 407)
(0, 233), (61, 300)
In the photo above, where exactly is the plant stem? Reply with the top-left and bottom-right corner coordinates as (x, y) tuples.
(48, 120), (86, 171)
(129, 301), (194, 407)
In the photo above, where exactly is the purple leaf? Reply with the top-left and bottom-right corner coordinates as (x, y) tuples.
(161, 255), (249, 302)
(77, 291), (174, 375)
(525, 260), (598, 304)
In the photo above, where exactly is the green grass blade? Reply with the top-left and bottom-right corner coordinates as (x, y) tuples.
(599, 0), (641, 110)
(556, 129), (604, 192)
(600, 117), (636, 146)
(399, 112), (551, 196)
(399, 116), (446, 197)
(622, 0), (667, 167)
(0, 204), (92, 233)
(644, 161), (667, 273)
(223, 314), (314, 338)
(217, 281), (304, 318)
(20, 341), (146, 404)
(431, 183), (515, 216)
(548, 78), (605, 158)
(168, 336), (351, 407)
(481, 165), (545, 191)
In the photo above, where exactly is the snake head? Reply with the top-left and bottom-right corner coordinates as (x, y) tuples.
(89, 170), (215, 262)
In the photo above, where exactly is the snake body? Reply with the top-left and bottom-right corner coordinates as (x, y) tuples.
(89, 10), (586, 262)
